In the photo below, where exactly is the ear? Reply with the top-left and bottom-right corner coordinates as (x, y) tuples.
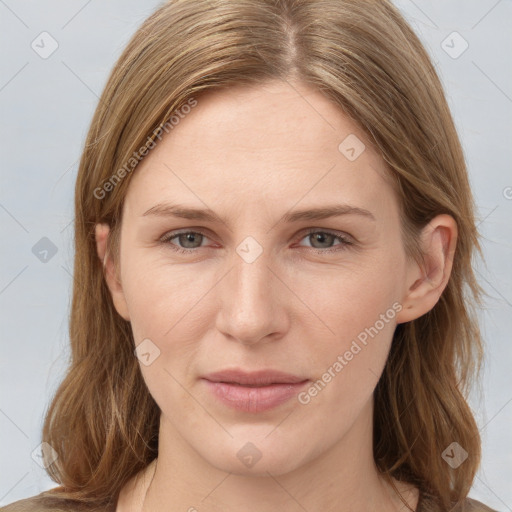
(95, 223), (130, 321)
(395, 214), (457, 324)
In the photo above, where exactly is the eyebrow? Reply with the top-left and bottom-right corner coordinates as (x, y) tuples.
(141, 202), (376, 223)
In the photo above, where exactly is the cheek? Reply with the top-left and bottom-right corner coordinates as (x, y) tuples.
(292, 254), (403, 340)
(290, 253), (403, 396)
(296, 280), (399, 425)
(121, 253), (212, 338)
(121, 257), (209, 411)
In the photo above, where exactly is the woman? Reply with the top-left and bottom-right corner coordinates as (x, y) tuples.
(1, 0), (497, 511)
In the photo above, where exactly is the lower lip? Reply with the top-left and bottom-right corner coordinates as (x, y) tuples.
(202, 379), (309, 413)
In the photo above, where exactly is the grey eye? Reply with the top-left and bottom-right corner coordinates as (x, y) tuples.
(306, 232), (338, 249)
(175, 232), (205, 249)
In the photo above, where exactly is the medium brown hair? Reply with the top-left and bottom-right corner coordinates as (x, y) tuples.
(39, 1), (485, 510)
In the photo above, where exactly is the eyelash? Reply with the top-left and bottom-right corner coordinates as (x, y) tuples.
(159, 228), (354, 255)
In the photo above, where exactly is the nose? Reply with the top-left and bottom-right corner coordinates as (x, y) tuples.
(215, 251), (289, 346)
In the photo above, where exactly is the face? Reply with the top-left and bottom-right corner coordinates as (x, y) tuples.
(97, 79), (446, 477)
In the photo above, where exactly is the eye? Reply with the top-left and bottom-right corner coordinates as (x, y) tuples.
(159, 228), (354, 255)
(159, 230), (212, 254)
(295, 229), (354, 253)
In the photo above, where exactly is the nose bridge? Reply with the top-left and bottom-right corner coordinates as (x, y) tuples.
(215, 241), (285, 343)
(233, 246), (272, 306)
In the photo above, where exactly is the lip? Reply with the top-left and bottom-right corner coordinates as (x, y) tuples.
(201, 369), (309, 413)
(202, 369), (307, 386)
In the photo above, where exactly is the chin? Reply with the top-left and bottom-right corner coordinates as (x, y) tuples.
(192, 427), (316, 477)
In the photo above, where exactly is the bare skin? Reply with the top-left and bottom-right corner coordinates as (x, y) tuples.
(96, 79), (457, 512)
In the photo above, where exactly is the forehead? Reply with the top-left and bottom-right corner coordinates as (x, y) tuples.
(155, 80), (369, 158)
(123, 80), (396, 220)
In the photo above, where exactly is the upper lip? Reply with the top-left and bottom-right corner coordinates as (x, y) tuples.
(202, 369), (308, 386)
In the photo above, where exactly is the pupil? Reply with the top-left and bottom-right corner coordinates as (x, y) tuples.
(312, 233), (332, 248)
(181, 233), (201, 248)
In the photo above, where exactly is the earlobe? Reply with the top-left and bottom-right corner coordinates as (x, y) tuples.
(395, 214), (457, 324)
(94, 223), (131, 321)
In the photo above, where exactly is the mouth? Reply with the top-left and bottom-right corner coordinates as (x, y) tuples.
(202, 368), (308, 386)
(201, 368), (309, 413)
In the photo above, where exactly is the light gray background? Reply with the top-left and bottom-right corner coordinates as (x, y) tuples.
(1, 0), (511, 509)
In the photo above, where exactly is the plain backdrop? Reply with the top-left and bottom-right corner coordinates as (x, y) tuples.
(0, 0), (511, 509)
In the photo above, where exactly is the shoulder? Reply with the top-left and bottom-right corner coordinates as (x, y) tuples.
(420, 494), (499, 512)
(0, 493), (66, 512)
(456, 497), (500, 511)
(0, 491), (115, 512)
